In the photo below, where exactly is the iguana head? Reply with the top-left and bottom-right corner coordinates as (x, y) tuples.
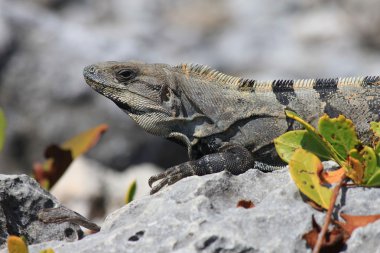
(83, 61), (210, 139)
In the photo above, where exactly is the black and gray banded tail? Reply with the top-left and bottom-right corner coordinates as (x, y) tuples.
(253, 161), (286, 172)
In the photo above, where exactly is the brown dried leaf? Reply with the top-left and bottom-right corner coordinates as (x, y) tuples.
(302, 216), (320, 247)
(33, 124), (108, 189)
(346, 156), (364, 184)
(302, 216), (347, 253)
(317, 167), (346, 185)
(33, 145), (73, 189)
(33, 162), (49, 189)
(335, 213), (380, 236)
(236, 200), (255, 209)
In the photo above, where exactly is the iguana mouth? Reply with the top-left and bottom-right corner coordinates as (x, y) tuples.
(114, 101), (145, 115)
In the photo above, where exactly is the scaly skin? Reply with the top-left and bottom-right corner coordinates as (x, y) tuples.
(83, 61), (380, 194)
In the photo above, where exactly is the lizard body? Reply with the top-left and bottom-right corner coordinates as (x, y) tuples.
(83, 61), (380, 194)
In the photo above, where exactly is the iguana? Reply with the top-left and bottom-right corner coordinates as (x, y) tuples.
(83, 61), (380, 194)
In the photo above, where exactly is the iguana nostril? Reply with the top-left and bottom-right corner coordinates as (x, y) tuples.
(85, 65), (96, 74)
(89, 66), (96, 73)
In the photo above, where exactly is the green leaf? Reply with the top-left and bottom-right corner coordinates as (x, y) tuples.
(361, 146), (378, 183)
(274, 130), (331, 163)
(289, 149), (333, 209)
(370, 121), (380, 137)
(365, 170), (380, 186)
(357, 145), (380, 186)
(285, 110), (344, 165)
(285, 110), (317, 133)
(375, 145), (380, 159)
(0, 108), (6, 152)
(346, 146), (380, 186)
(370, 122), (380, 155)
(346, 149), (365, 184)
(318, 115), (360, 160)
(125, 180), (137, 204)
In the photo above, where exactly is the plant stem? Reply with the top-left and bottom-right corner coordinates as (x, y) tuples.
(312, 174), (346, 253)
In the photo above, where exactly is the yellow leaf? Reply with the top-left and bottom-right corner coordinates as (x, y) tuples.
(7, 236), (29, 253)
(33, 124), (108, 190)
(40, 248), (55, 253)
(289, 149), (333, 209)
(61, 124), (108, 159)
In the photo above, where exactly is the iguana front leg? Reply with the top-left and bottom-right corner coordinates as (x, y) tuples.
(149, 144), (256, 194)
(149, 143), (287, 194)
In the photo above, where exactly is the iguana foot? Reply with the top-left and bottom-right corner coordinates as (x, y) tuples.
(148, 144), (255, 194)
(149, 164), (197, 194)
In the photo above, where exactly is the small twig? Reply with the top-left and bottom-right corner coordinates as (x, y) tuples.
(38, 206), (101, 232)
(312, 174), (346, 253)
(345, 183), (372, 188)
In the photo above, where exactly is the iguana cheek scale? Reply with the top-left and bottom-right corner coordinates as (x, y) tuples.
(83, 61), (380, 194)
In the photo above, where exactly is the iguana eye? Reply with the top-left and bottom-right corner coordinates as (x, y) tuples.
(116, 69), (136, 82)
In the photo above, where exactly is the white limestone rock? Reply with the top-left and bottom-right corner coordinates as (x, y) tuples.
(16, 168), (380, 253)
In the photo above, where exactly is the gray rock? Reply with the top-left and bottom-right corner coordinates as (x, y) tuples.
(0, 2), (15, 76)
(12, 168), (380, 253)
(0, 174), (83, 249)
(347, 220), (380, 253)
(339, 0), (380, 49)
(0, 0), (188, 173)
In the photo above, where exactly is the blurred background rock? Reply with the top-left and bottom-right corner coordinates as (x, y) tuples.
(0, 0), (380, 221)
